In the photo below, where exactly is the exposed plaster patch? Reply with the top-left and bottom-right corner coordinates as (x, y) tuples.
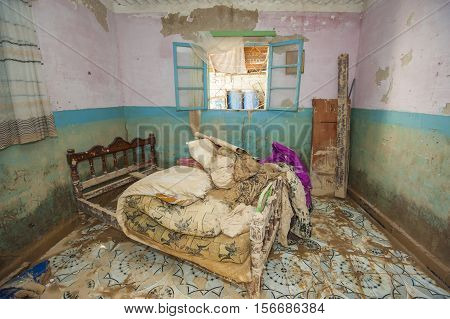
(381, 79), (393, 104)
(401, 50), (413, 67)
(161, 6), (258, 41)
(406, 12), (415, 26)
(443, 103), (450, 115)
(375, 66), (389, 86)
(70, 0), (109, 32)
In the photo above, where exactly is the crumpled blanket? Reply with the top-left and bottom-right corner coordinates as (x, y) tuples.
(120, 194), (226, 237)
(117, 137), (312, 251)
(261, 142), (313, 209)
(208, 162), (281, 208)
(277, 163), (311, 244)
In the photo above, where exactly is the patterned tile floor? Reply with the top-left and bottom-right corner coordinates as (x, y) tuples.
(1, 197), (448, 299)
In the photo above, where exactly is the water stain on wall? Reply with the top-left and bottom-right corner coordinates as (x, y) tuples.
(406, 12), (415, 26)
(381, 79), (393, 103)
(375, 66), (389, 86)
(401, 50), (413, 67)
(160, 6), (259, 41)
(443, 103), (450, 115)
(188, 110), (201, 135)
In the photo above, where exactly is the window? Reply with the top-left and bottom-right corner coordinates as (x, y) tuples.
(173, 39), (304, 111)
(173, 42), (208, 110)
(209, 44), (268, 110)
(267, 39), (304, 111)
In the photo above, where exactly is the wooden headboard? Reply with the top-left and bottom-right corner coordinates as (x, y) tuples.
(66, 133), (156, 200)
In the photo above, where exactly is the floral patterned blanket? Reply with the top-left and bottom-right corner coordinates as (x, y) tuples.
(115, 139), (312, 267)
(122, 198), (250, 264)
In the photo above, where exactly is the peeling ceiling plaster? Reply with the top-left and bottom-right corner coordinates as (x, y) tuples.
(99, 0), (371, 14)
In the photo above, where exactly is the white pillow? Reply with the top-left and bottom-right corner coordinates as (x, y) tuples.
(187, 139), (216, 170)
(121, 166), (212, 206)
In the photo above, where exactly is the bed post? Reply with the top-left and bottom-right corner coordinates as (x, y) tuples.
(247, 212), (265, 298)
(66, 149), (83, 199)
(148, 133), (157, 166)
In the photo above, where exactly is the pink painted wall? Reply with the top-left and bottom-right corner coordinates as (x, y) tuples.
(115, 11), (361, 108)
(32, 1), (361, 110)
(257, 12), (360, 107)
(114, 13), (181, 107)
(354, 0), (450, 115)
(32, 0), (123, 111)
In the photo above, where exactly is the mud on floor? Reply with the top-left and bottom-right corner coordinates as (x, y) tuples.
(1, 197), (448, 299)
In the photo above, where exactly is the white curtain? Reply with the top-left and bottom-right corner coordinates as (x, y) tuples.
(0, 0), (56, 150)
(191, 32), (247, 74)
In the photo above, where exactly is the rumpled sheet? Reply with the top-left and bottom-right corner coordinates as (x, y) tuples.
(116, 138), (312, 267)
(118, 166), (212, 206)
(123, 208), (250, 264)
(120, 195), (226, 237)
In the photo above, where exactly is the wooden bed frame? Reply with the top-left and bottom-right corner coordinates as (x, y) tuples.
(66, 134), (281, 298)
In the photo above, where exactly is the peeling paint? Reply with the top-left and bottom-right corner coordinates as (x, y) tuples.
(401, 50), (413, 67)
(375, 66), (389, 86)
(70, 0), (109, 32)
(160, 6), (258, 41)
(381, 79), (393, 103)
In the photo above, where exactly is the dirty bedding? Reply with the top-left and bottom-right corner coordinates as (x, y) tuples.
(123, 205), (250, 264)
(116, 138), (312, 266)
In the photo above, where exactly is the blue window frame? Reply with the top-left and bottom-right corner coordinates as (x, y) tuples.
(172, 40), (304, 111)
(173, 42), (208, 110)
(266, 39), (304, 111)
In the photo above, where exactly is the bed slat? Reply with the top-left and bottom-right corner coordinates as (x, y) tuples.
(101, 155), (107, 174)
(88, 158), (95, 178)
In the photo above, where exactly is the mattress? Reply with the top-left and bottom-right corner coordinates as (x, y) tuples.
(123, 207), (250, 264)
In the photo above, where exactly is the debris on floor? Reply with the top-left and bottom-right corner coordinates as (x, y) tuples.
(1, 197), (448, 299)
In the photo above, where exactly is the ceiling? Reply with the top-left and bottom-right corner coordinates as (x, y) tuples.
(99, 0), (371, 14)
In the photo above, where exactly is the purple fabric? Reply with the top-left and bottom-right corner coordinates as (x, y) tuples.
(261, 142), (312, 209)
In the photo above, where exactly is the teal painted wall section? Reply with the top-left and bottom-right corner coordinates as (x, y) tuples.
(1, 105), (312, 266)
(124, 107), (312, 168)
(349, 108), (450, 264)
(0, 107), (126, 267)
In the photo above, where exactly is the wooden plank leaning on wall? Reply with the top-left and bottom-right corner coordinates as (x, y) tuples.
(335, 53), (350, 198)
(310, 99), (338, 196)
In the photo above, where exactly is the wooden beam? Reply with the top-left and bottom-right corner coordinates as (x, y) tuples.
(310, 99), (338, 196)
(335, 53), (350, 198)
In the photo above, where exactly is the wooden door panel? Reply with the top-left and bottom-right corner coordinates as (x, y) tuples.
(311, 99), (338, 196)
